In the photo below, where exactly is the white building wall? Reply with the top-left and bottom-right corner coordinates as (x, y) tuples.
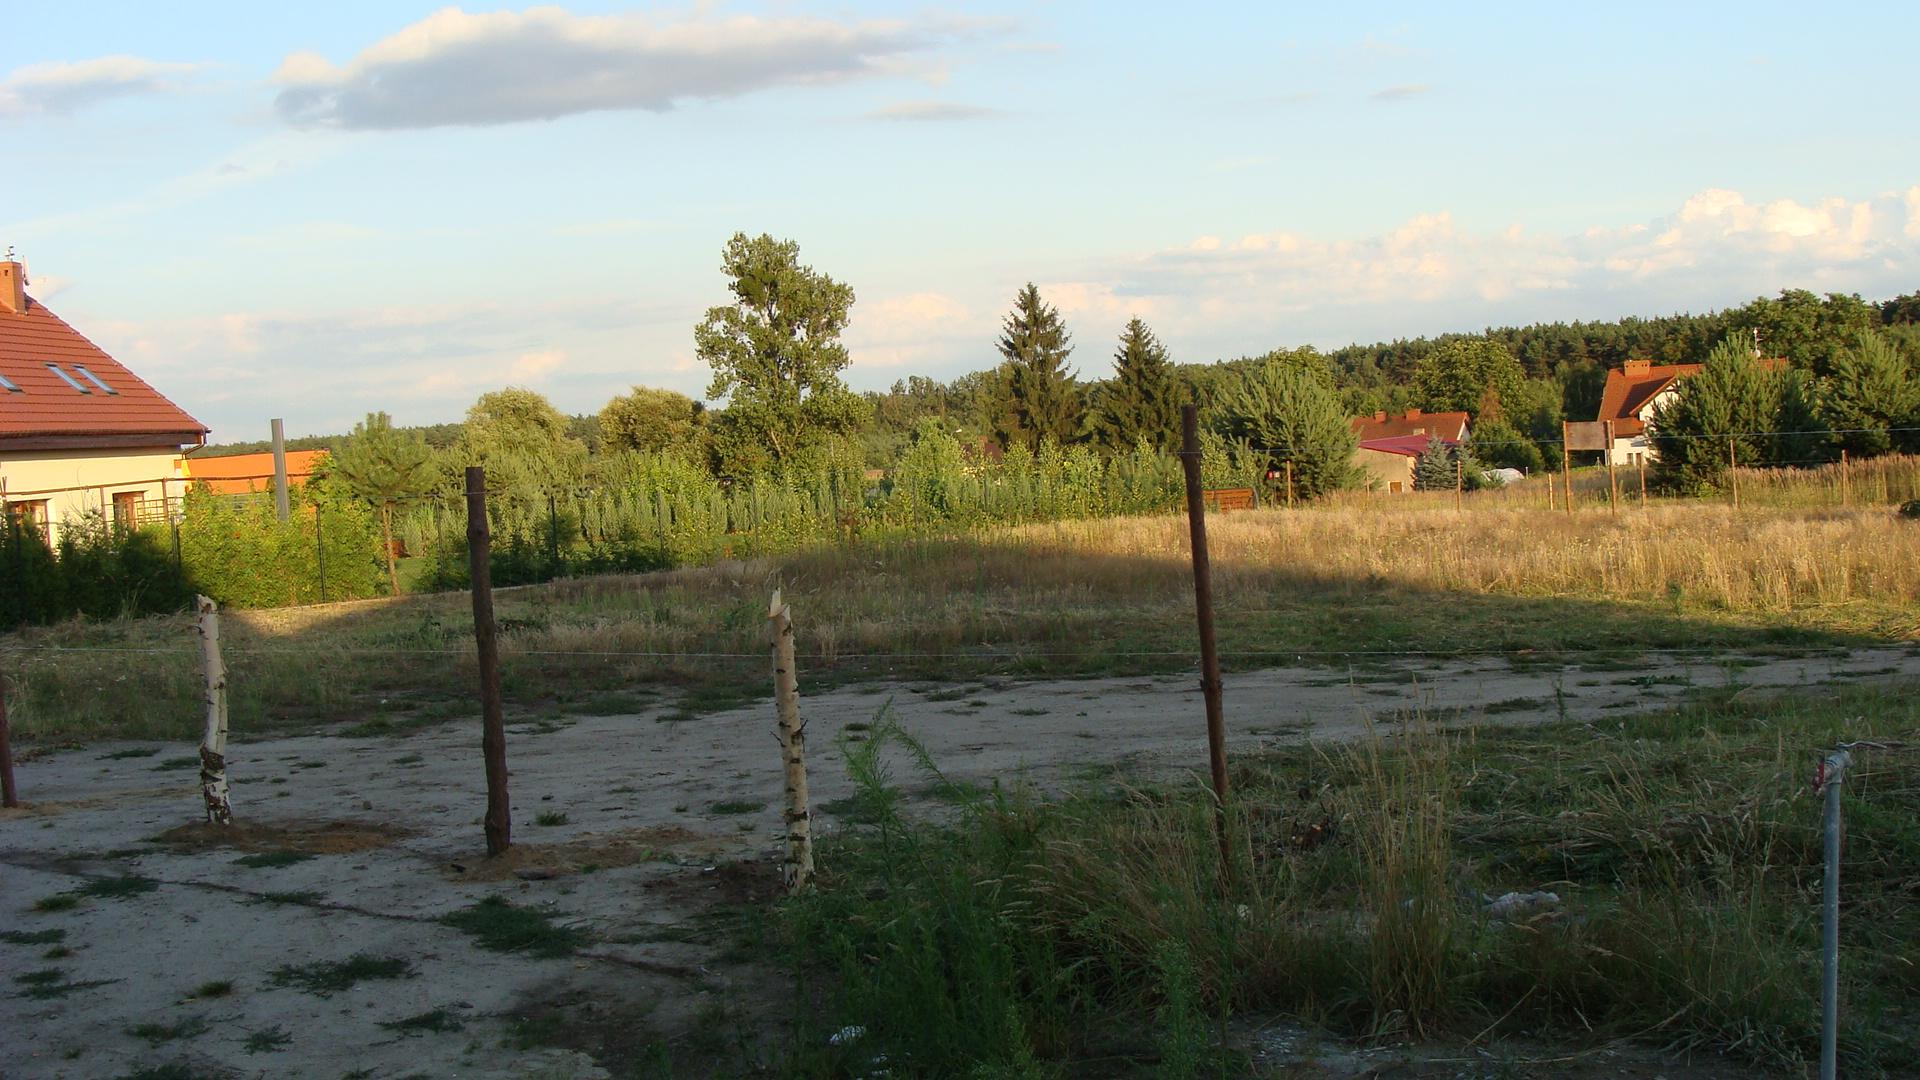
(0, 446), (188, 544)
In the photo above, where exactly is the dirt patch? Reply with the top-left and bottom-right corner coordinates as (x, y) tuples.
(641, 857), (784, 907)
(448, 825), (737, 882)
(154, 818), (408, 854)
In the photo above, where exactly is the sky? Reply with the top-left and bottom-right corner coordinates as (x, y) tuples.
(3, 2), (1917, 442)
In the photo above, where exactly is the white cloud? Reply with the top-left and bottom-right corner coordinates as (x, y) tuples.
(0, 55), (201, 116)
(1047, 185), (1920, 357)
(846, 291), (976, 370)
(511, 348), (566, 380)
(866, 100), (1004, 123)
(273, 6), (993, 129)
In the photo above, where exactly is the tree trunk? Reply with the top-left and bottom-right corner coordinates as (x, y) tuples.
(768, 590), (813, 892)
(381, 503), (400, 596)
(195, 595), (232, 824)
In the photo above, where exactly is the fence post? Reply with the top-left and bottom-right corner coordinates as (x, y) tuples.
(547, 494), (561, 577)
(1179, 406), (1233, 886)
(1454, 457), (1463, 510)
(1604, 421), (1619, 513)
(768, 590), (814, 893)
(1728, 437), (1740, 509)
(194, 595), (232, 824)
(1285, 460), (1295, 509)
(1562, 443), (1573, 515)
(1817, 748), (1853, 1080)
(271, 418), (290, 522)
(466, 467), (512, 856)
(0, 669), (18, 808)
(1840, 449), (1850, 508)
(314, 502), (328, 604)
(1638, 454), (1648, 506)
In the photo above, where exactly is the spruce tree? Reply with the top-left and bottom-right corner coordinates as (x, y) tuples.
(993, 284), (1081, 451)
(1650, 334), (1782, 490)
(1093, 317), (1181, 450)
(329, 411), (437, 595)
(1412, 436), (1457, 490)
(1821, 331), (1920, 457)
(1212, 353), (1357, 498)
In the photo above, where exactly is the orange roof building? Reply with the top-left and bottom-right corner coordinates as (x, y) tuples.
(1, 255), (208, 542)
(1351, 408), (1471, 443)
(184, 450), (330, 494)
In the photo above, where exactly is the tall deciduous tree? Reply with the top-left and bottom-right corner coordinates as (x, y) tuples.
(329, 411), (436, 594)
(992, 284), (1081, 451)
(696, 233), (867, 471)
(1821, 332), (1920, 457)
(1212, 353), (1357, 498)
(455, 388), (589, 495)
(598, 386), (706, 457)
(1412, 338), (1526, 418)
(1092, 317), (1181, 450)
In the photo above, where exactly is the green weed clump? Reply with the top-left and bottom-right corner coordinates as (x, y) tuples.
(779, 690), (1920, 1075)
(441, 896), (589, 958)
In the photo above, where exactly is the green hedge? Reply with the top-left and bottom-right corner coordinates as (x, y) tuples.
(0, 514), (194, 628)
(177, 485), (385, 607)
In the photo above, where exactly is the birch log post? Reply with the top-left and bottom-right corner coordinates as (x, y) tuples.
(768, 590), (814, 893)
(194, 595), (232, 824)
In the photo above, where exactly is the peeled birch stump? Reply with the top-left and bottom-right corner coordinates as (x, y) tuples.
(195, 594), (232, 824)
(768, 590), (813, 892)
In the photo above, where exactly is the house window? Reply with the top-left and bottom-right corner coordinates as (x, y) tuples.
(75, 365), (118, 395)
(0, 371), (20, 392)
(46, 363), (91, 394)
(7, 499), (51, 540)
(113, 491), (143, 530)
(1389, 481), (1404, 494)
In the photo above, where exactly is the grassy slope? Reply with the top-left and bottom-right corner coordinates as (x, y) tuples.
(3, 503), (1916, 745)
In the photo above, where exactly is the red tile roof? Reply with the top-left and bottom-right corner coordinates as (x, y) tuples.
(184, 450), (330, 494)
(0, 290), (207, 446)
(1358, 434), (1458, 458)
(1598, 358), (1787, 437)
(1350, 409), (1471, 442)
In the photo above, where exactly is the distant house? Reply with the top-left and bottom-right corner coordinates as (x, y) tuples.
(1350, 409), (1470, 493)
(184, 450), (329, 494)
(1597, 357), (1787, 466)
(1354, 433), (1459, 493)
(0, 256), (207, 543)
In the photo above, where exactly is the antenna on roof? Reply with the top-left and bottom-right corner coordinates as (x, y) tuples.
(1752, 327), (1762, 357)
(3, 245), (14, 261)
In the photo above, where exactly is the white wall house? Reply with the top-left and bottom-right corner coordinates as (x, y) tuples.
(0, 256), (207, 545)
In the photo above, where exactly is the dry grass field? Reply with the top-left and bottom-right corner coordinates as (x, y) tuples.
(3, 498), (1917, 745)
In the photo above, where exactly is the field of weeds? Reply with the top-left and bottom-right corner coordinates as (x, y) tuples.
(4, 500), (1917, 745)
(782, 683), (1920, 1076)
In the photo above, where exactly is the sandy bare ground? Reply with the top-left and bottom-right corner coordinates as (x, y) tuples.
(3, 644), (1911, 1079)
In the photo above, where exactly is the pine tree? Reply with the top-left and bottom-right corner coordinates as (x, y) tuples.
(1412, 436), (1457, 491)
(1092, 317), (1181, 450)
(1212, 353), (1357, 498)
(993, 284), (1081, 451)
(329, 411), (437, 595)
(1821, 331), (1920, 457)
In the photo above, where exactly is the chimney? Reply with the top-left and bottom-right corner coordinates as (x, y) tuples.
(1406, 407), (1422, 419)
(1624, 358), (1650, 376)
(0, 255), (25, 316)
(1374, 410), (1386, 422)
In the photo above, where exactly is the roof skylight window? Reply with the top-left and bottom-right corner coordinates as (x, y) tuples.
(0, 372), (19, 392)
(74, 364), (117, 395)
(47, 363), (91, 394)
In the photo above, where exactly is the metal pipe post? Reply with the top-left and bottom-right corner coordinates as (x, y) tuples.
(1819, 748), (1852, 1080)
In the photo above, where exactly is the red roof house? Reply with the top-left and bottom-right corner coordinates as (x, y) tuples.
(1351, 408), (1471, 443)
(1, 256), (208, 540)
(1597, 357), (1786, 465)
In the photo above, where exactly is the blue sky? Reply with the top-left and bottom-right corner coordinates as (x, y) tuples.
(4, 2), (1916, 441)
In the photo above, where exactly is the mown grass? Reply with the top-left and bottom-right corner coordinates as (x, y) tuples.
(5, 501), (1915, 745)
(771, 687), (1920, 1077)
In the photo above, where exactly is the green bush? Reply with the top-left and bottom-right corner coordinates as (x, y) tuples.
(177, 483), (384, 607)
(0, 513), (193, 628)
